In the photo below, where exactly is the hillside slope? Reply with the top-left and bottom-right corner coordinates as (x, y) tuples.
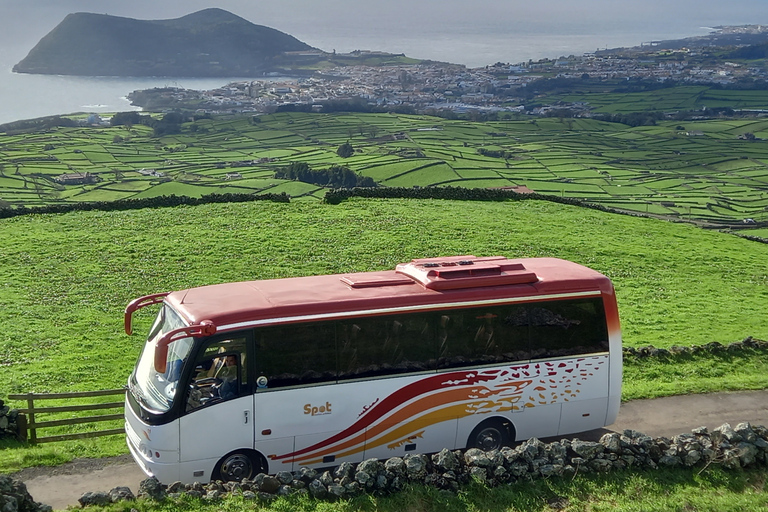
(12, 8), (315, 77)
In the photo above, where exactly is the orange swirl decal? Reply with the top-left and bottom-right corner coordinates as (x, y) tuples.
(270, 357), (607, 465)
(270, 368), (505, 462)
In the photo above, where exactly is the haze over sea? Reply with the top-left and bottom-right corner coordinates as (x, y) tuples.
(0, 0), (763, 125)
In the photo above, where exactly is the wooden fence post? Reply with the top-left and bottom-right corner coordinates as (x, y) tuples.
(16, 413), (28, 442)
(26, 392), (36, 444)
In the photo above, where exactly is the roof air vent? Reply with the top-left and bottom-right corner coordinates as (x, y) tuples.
(396, 255), (538, 290)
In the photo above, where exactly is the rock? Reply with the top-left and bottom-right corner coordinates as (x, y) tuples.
(571, 440), (605, 458)
(469, 466), (487, 483)
(734, 422), (757, 443)
(258, 476), (281, 494)
(683, 450), (701, 466)
(275, 471), (293, 485)
(735, 442), (759, 466)
(433, 448), (460, 472)
(507, 459), (528, 477)
(166, 481), (185, 493)
(276, 485), (295, 496)
(658, 455), (681, 466)
(206, 481), (223, 492)
(357, 458), (383, 478)
(404, 454), (429, 480)
(600, 433), (622, 453)
(319, 471), (334, 487)
(137, 477), (166, 501)
(713, 423), (741, 444)
(520, 438), (544, 461)
(108, 486), (135, 502)
(78, 491), (111, 507)
(296, 467), (317, 483)
(375, 473), (389, 490)
(257, 491), (275, 502)
(589, 459), (613, 472)
(539, 464), (558, 477)
(722, 449), (742, 470)
(308, 479), (328, 499)
(334, 462), (355, 480)
(225, 481), (242, 493)
(464, 448), (492, 467)
(354, 470), (372, 487)
(344, 481), (361, 495)
(203, 490), (220, 500)
(384, 457), (406, 476)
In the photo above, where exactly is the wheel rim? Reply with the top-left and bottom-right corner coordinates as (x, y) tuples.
(219, 453), (254, 481)
(475, 426), (502, 450)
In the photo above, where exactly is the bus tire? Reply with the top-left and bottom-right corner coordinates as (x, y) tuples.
(467, 418), (513, 451)
(213, 450), (266, 482)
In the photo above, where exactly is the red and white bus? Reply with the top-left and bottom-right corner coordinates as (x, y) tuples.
(124, 255), (621, 483)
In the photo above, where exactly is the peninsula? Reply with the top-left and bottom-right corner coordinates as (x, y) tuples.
(13, 9), (320, 77)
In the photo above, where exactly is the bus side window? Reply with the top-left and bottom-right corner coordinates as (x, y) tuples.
(528, 298), (609, 358)
(438, 304), (530, 369)
(255, 323), (336, 390)
(338, 313), (436, 380)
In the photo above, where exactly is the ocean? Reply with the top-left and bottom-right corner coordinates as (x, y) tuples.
(0, 0), (764, 125)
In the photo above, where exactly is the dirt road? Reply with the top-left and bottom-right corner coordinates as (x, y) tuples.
(13, 389), (768, 510)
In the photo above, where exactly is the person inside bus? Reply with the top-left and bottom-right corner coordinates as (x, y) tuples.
(215, 354), (239, 400)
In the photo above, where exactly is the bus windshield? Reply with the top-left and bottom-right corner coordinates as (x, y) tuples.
(131, 304), (193, 412)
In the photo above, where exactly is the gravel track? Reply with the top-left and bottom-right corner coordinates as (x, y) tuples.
(12, 389), (768, 510)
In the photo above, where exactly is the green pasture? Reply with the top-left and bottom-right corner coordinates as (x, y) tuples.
(1, 112), (768, 224)
(0, 198), (767, 473)
(553, 85), (768, 114)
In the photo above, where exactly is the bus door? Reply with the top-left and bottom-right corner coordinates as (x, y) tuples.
(178, 336), (254, 480)
(252, 323), (339, 472)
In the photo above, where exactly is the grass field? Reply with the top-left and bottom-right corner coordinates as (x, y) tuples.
(2, 112), (768, 226)
(2, 112), (767, 509)
(124, 467), (767, 512)
(0, 197), (766, 473)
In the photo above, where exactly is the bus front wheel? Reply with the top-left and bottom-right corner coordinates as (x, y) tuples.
(467, 418), (513, 451)
(213, 450), (266, 482)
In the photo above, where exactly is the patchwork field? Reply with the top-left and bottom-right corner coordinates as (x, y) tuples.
(1, 112), (768, 227)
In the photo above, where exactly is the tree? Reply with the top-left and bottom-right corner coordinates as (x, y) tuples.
(337, 142), (354, 158)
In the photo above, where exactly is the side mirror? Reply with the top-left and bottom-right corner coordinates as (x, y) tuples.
(124, 293), (169, 335)
(153, 320), (217, 373)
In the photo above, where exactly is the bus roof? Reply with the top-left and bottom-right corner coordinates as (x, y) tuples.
(164, 256), (615, 330)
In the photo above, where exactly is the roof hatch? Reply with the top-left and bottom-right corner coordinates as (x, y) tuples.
(395, 255), (538, 290)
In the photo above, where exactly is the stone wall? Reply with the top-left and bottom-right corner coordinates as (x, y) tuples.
(624, 336), (767, 358)
(0, 399), (21, 440)
(74, 422), (768, 506)
(0, 475), (51, 512)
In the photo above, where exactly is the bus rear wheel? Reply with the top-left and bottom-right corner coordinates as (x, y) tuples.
(467, 419), (513, 451)
(213, 450), (265, 482)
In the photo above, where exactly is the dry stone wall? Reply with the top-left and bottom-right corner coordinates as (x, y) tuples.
(70, 422), (768, 506)
(0, 475), (52, 512)
(0, 399), (21, 440)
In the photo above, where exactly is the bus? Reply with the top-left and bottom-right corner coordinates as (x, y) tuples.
(124, 255), (621, 484)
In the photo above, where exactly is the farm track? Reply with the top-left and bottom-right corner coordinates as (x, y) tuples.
(13, 389), (768, 510)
